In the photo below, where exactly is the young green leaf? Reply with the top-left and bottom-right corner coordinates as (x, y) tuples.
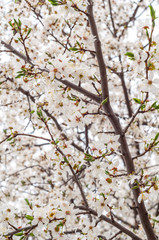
(18, 19), (22, 27)
(153, 218), (159, 223)
(101, 97), (108, 105)
(20, 236), (24, 240)
(8, 21), (13, 27)
(55, 139), (59, 144)
(133, 98), (141, 104)
(25, 215), (34, 221)
(151, 101), (157, 108)
(69, 47), (78, 51)
(25, 198), (29, 205)
(3, 129), (7, 134)
(149, 5), (156, 27)
(63, 157), (69, 163)
(15, 73), (25, 79)
(48, 0), (59, 6)
(15, 232), (24, 236)
(149, 5), (156, 20)
(140, 104), (146, 110)
(100, 192), (105, 199)
(125, 52), (135, 60)
(84, 153), (95, 162)
(105, 170), (110, 175)
(154, 132), (159, 142)
(132, 185), (139, 189)
(7, 137), (13, 141)
(151, 101), (159, 110)
(57, 221), (64, 227)
(37, 109), (43, 118)
(30, 110), (35, 114)
(76, 41), (81, 47)
(25, 198), (32, 209)
(26, 28), (32, 37)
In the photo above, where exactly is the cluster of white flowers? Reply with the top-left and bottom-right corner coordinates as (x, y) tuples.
(0, 0), (159, 239)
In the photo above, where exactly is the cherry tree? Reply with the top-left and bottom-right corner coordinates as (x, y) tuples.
(0, 0), (159, 239)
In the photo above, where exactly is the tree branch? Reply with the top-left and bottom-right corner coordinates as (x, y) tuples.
(87, 1), (157, 239)
(56, 78), (101, 103)
(1, 40), (33, 64)
(108, 0), (117, 37)
(1, 41), (101, 103)
(118, 54), (133, 117)
(76, 205), (143, 240)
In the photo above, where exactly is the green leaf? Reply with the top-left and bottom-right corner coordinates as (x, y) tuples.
(84, 153), (95, 162)
(154, 133), (159, 142)
(145, 180), (149, 186)
(18, 19), (22, 27)
(63, 157), (69, 163)
(149, 5), (156, 20)
(133, 98), (141, 104)
(132, 185), (139, 189)
(14, 18), (18, 25)
(151, 101), (159, 109)
(125, 52), (135, 60)
(105, 170), (110, 175)
(125, 52), (134, 58)
(76, 41), (81, 47)
(7, 137), (13, 141)
(153, 176), (158, 182)
(25, 215), (34, 221)
(153, 218), (159, 223)
(57, 221), (64, 227)
(26, 28), (32, 37)
(25, 198), (32, 209)
(25, 198), (29, 205)
(29, 233), (34, 237)
(15, 232), (24, 236)
(20, 236), (24, 240)
(151, 101), (157, 108)
(14, 18), (21, 28)
(100, 192), (105, 199)
(20, 68), (26, 72)
(149, 5), (156, 27)
(8, 21), (13, 27)
(69, 47), (78, 51)
(21, 180), (26, 186)
(140, 104), (146, 110)
(3, 129), (7, 134)
(37, 109), (43, 118)
(101, 97), (108, 105)
(48, 0), (59, 6)
(145, 29), (150, 39)
(15, 73), (25, 79)
(55, 139), (59, 144)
